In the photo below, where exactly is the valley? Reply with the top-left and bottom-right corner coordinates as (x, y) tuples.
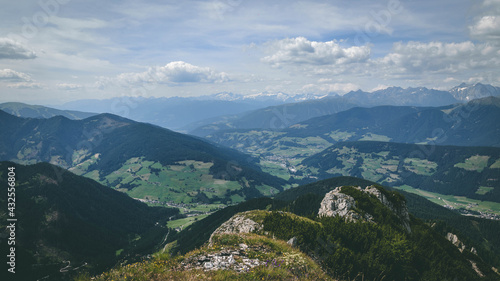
(4, 1), (500, 278)
(1, 83), (500, 280)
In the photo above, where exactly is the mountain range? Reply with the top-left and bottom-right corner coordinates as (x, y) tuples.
(39, 83), (500, 134)
(0, 110), (286, 208)
(0, 102), (96, 120)
(1, 82), (500, 280)
(188, 83), (500, 136)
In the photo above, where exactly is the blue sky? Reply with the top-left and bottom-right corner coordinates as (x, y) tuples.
(0, 0), (499, 104)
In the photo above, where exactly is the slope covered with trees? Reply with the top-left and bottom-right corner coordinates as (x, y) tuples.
(0, 111), (287, 207)
(0, 162), (178, 280)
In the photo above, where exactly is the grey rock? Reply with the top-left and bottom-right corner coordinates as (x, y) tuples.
(318, 186), (411, 233)
(209, 211), (263, 244)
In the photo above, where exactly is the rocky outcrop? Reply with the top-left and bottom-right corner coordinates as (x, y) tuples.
(287, 237), (298, 247)
(446, 232), (467, 253)
(445, 232), (478, 255)
(318, 187), (374, 223)
(209, 211), (263, 244)
(179, 243), (265, 272)
(318, 186), (411, 232)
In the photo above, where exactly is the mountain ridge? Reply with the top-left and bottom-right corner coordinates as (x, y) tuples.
(0, 110), (287, 207)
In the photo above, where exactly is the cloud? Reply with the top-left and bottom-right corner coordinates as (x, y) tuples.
(301, 82), (360, 94)
(7, 82), (43, 89)
(469, 0), (500, 43)
(103, 61), (230, 87)
(371, 84), (391, 91)
(470, 16), (500, 41)
(0, 38), (36, 60)
(262, 37), (371, 67)
(376, 41), (500, 74)
(0, 69), (32, 81)
(57, 83), (84, 91)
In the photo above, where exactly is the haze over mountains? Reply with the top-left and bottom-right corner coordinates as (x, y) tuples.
(39, 83), (500, 133)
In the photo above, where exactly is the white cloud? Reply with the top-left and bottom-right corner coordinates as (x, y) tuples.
(376, 41), (500, 74)
(469, 0), (500, 43)
(262, 37), (371, 67)
(470, 15), (500, 41)
(7, 82), (44, 89)
(0, 69), (32, 81)
(371, 84), (391, 91)
(57, 83), (84, 91)
(104, 61), (230, 87)
(0, 38), (36, 60)
(301, 82), (360, 94)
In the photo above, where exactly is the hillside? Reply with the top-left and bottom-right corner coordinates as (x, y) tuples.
(189, 96), (358, 137)
(300, 141), (500, 203)
(200, 97), (500, 181)
(0, 102), (96, 120)
(275, 177), (500, 267)
(0, 162), (178, 281)
(0, 111), (287, 209)
(93, 181), (500, 280)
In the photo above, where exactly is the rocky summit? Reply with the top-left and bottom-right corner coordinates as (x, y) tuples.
(318, 185), (411, 232)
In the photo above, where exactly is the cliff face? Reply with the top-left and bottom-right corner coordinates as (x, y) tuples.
(318, 186), (411, 233)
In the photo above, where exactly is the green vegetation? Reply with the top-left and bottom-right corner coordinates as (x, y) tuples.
(454, 155), (490, 172)
(491, 158), (500, 168)
(167, 214), (209, 230)
(0, 112), (287, 212)
(262, 211), (488, 281)
(274, 177), (500, 268)
(477, 186), (495, 195)
(84, 233), (332, 281)
(301, 141), (500, 202)
(359, 133), (391, 141)
(395, 185), (500, 216)
(0, 162), (178, 281)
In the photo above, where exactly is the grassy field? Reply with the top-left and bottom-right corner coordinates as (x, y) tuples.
(395, 185), (500, 216)
(167, 214), (209, 230)
(454, 155), (490, 172)
(77, 158), (266, 207)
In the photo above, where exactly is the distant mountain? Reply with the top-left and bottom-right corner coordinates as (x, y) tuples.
(188, 86), (462, 137)
(0, 161), (178, 280)
(0, 102), (96, 120)
(199, 91), (333, 103)
(449, 83), (500, 101)
(0, 111), (287, 206)
(287, 96), (500, 147)
(57, 97), (269, 130)
(189, 96), (359, 136)
(343, 86), (458, 107)
(301, 141), (500, 202)
(57, 94), (316, 131)
(197, 97), (500, 195)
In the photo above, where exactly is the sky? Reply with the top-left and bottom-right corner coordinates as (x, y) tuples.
(0, 0), (499, 105)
